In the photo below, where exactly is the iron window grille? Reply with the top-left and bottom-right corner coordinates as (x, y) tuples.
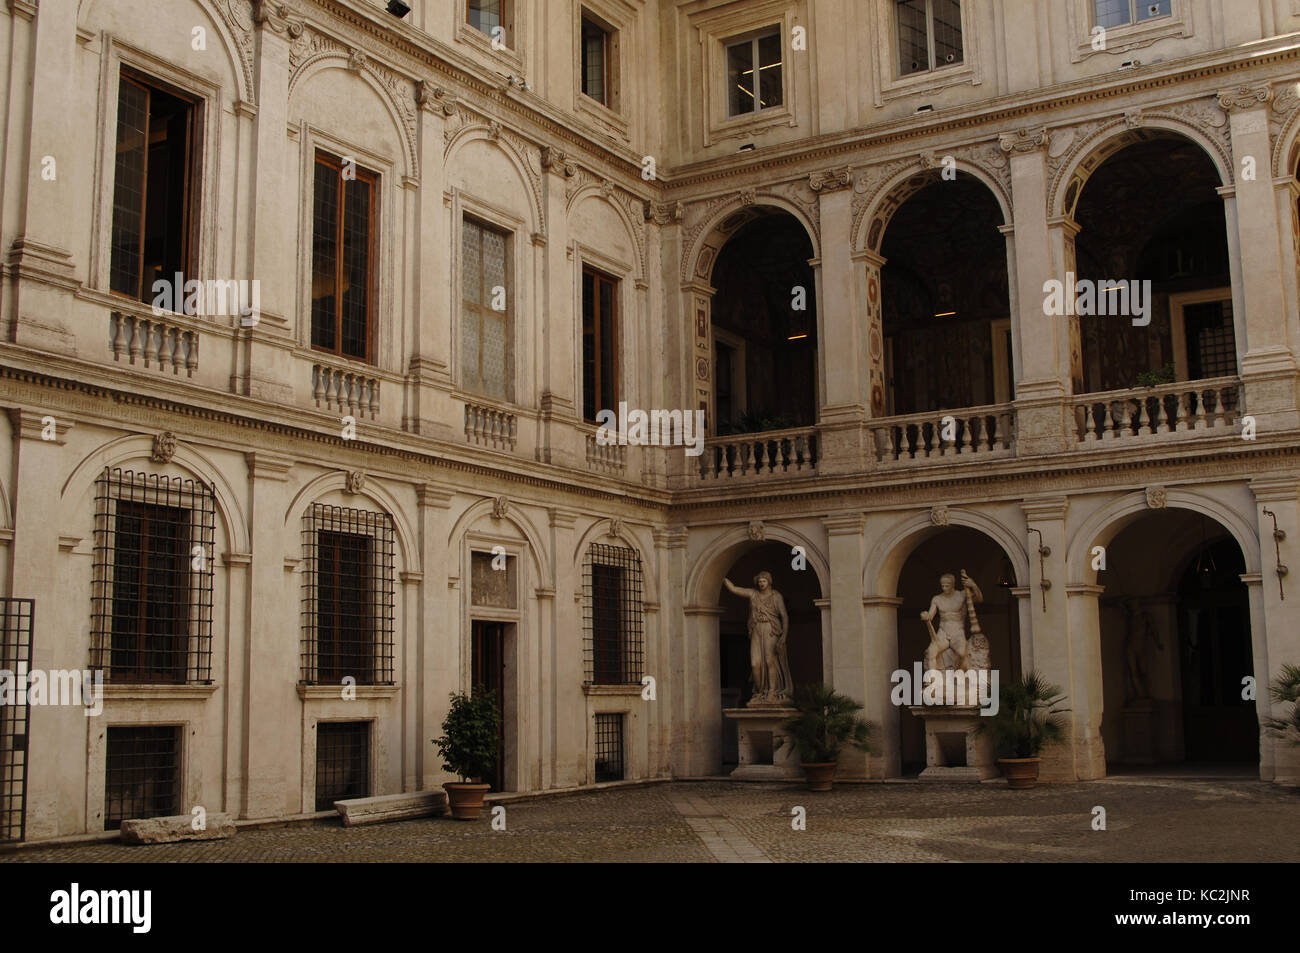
(896, 0), (963, 77)
(301, 504), (395, 686)
(594, 712), (625, 782)
(104, 725), (182, 831)
(582, 543), (644, 686)
(315, 721), (370, 810)
(91, 468), (215, 684)
(0, 599), (34, 842)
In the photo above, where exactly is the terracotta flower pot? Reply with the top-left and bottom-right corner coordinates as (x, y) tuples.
(998, 757), (1041, 789)
(443, 781), (492, 820)
(802, 762), (838, 792)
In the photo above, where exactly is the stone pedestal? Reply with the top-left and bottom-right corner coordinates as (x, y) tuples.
(1121, 700), (1157, 764)
(908, 706), (997, 781)
(723, 707), (801, 779)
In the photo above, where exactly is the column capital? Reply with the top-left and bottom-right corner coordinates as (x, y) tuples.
(1250, 476), (1299, 503)
(548, 507), (579, 529)
(862, 595), (902, 608)
(1065, 583), (1105, 597)
(1216, 84), (1273, 114)
(653, 525), (689, 549)
(416, 484), (455, 509)
(1022, 496), (1069, 522)
(822, 513), (865, 535)
(809, 167), (854, 193)
(999, 127), (1050, 155)
(7, 408), (73, 444)
(245, 451), (294, 481)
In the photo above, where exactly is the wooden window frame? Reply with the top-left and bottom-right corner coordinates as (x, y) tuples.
(311, 151), (379, 364)
(580, 12), (615, 109)
(725, 28), (784, 119)
(582, 266), (619, 424)
(895, 0), (964, 78)
(460, 215), (515, 402)
(1093, 0), (1172, 29)
(109, 68), (202, 306)
(466, 0), (514, 47)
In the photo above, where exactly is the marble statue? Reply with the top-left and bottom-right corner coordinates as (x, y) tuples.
(921, 570), (988, 673)
(723, 571), (794, 706)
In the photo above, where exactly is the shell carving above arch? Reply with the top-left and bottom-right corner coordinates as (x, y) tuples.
(287, 26), (419, 179)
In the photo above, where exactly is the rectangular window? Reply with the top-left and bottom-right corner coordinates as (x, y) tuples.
(581, 15), (611, 106)
(582, 268), (618, 423)
(583, 543), (644, 686)
(467, 0), (510, 45)
(1094, 0), (1171, 29)
(104, 725), (182, 831)
(302, 505), (395, 686)
(91, 469), (215, 685)
(897, 0), (963, 76)
(1184, 299), (1236, 380)
(594, 713), (624, 782)
(315, 721), (370, 810)
(461, 217), (512, 401)
(312, 152), (377, 363)
(109, 71), (200, 305)
(726, 29), (783, 117)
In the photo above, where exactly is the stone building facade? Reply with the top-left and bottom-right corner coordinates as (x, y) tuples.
(2, 0), (1299, 841)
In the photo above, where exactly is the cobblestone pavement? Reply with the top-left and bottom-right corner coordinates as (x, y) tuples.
(3, 778), (1297, 863)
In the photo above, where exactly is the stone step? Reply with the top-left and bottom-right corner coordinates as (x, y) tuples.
(334, 791), (448, 827)
(120, 813), (237, 845)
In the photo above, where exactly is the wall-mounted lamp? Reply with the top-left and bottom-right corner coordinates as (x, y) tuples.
(386, 0), (411, 18)
(1263, 507), (1288, 601)
(1028, 527), (1051, 612)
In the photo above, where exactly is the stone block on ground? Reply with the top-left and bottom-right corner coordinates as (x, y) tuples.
(120, 813), (237, 845)
(334, 791), (448, 827)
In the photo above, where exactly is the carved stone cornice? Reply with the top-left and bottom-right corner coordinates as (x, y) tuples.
(999, 127), (1050, 155)
(1217, 84), (1273, 114)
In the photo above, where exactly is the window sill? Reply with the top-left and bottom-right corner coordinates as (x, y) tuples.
(583, 683), (643, 696)
(708, 105), (795, 146)
(576, 93), (629, 140)
(1072, 15), (1189, 62)
(297, 684), (400, 701)
(455, 21), (523, 71)
(878, 62), (976, 103)
(101, 683), (219, 701)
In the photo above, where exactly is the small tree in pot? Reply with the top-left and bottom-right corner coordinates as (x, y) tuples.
(778, 684), (876, 792)
(433, 688), (501, 820)
(979, 672), (1068, 789)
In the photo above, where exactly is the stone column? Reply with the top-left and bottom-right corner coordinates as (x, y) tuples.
(242, 451), (294, 818)
(398, 569), (422, 791)
(1219, 85), (1300, 431)
(1249, 476), (1300, 781)
(8, 0), (78, 352)
(548, 508), (583, 787)
(652, 525), (688, 777)
(863, 595), (902, 777)
(220, 551), (251, 814)
(812, 168), (871, 475)
(823, 514), (870, 778)
(1003, 129), (1074, 455)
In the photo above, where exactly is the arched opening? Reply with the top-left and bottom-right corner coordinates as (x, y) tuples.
(893, 526), (1022, 775)
(880, 173), (1011, 416)
(716, 542), (823, 772)
(1097, 510), (1257, 775)
(710, 210), (818, 434)
(1072, 133), (1236, 395)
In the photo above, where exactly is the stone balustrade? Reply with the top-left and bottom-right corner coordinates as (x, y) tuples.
(698, 427), (818, 480)
(870, 404), (1015, 465)
(312, 361), (380, 419)
(109, 311), (199, 377)
(1071, 377), (1242, 444)
(464, 401), (517, 450)
(585, 431), (626, 472)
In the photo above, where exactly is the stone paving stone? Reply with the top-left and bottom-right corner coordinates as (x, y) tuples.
(2, 779), (1296, 863)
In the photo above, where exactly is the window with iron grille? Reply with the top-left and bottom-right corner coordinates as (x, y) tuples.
(0, 599), (34, 843)
(301, 504), (395, 685)
(109, 69), (200, 305)
(104, 725), (182, 831)
(896, 0), (963, 76)
(594, 713), (624, 782)
(91, 469), (215, 684)
(315, 721), (370, 810)
(582, 543), (643, 685)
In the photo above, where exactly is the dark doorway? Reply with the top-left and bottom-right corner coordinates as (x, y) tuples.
(471, 620), (506, 791)
(1177, 539), (1257, 763)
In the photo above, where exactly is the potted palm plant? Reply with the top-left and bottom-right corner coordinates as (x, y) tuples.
(778, 684), (876, 792)
(979, 672), (1068, 789)
(432, 688), (501, 820)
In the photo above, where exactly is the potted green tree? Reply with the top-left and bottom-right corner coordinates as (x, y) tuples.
(1263, 664), (1300, 746)
(979, 672), (1069, 789)
(432, 688), (501, 820)
(778, 684), (876, 792)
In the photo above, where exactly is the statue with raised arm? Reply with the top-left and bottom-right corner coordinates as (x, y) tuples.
(723, 571), (794, 706)
(921, 570), (986, 673)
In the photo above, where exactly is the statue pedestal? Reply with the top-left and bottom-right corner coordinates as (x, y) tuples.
(908, 706), (997, 781)
(723, 707), (801, 780)
(1121, 700), (1157, 764)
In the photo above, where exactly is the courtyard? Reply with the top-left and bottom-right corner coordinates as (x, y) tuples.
(3, 778), (1296, 864)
